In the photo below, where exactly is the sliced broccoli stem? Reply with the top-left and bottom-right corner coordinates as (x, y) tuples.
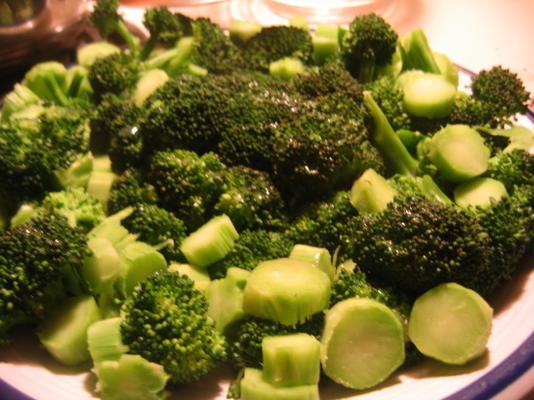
(420, 175), (453, 204)
(116, 20), (139, 56)
(363, 92), (419, 176)
(87, 317), (129, 365)
(43, 75), (70, 106)
(400, 29), (441, 74)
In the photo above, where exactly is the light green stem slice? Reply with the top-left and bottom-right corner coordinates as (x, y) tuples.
(289, 244), (334, 280)
(321, 298), (405, 390)
(454, 177), (508, 208)
(87, 317), (128, 365)
(408, 282), (493, 365)
(350, 168), (397, 214)
(402, 73), (457, 119)
(120, 241), (167, 294)
(168, 263), (211, 293)
(240, 368), (319, 400)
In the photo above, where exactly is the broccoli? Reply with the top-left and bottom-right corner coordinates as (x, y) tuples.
(228, 313), (324, 369)
(121, 203), (188, 263)
(89, 0), (140, 55)
(341, 13), (399, 83)
(0, 214), (90, 345)
(120, 270), (228, 384)
(22, 61), (70, 106)
(207, 229), (295, 280)
(107, 168), (158, 214)
(214, 166), (289, 232)
(140, 8), (193, 60)
(271, 94), (385, 206)
(243, 25), (314, 72)
(88, 52), (140, 102)
(145, 149), (225, 230)
(485, 149), (534, 190)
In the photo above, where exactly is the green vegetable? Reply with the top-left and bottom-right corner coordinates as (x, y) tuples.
(87, 317), (129, 364)
(240, 368), (319, 400)
(402, 73), (457, 118)
(453, 177), (508, 208)
(408, 282), (493, 364)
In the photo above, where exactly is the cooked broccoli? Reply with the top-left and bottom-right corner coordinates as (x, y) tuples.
(89, 0), (140, 55)
(207, 229), (294, 280)
(22, 61), (70, 106)
(88, 52), (140, 102)
(120, 270), (228, 384)
(121, 203), (187, 263)
(214, 166), (289, 232)
(341, 13), (399, 83)
(107, 168), (158, 214)
(0, 214), (90, 345)
(243, 26), (314, 72)
(145, 149), (225, 230)
(485, 149), (534, 190)
(228, 313), (324, 369)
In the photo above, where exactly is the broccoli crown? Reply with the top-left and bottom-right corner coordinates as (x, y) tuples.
(271, 95), (383, 205)
(0, 106), (90, 205)
(120, 271), (228, 384)
(291, 64), (364, 102)
(286, 191), (357, 261)
(350, 196), (493, 297)
(341, 13), (398, 81)
(486, 149), (534, 190)
(107, 168), (158, 215)
(446, 92), (495, 128)
(88, 52), (139, 101)
(0, 214), (90, 344)
(141, 75), (239, 154)
(243, 26), (314, 72)
(189, 18), (245, 74)
(213, 166), (288, 232)
(470, 185), (534, 295)
(121, 203), (187, 263)
(207, 229), (294, 280)
(471, 66), (531, 121)
(90, 93), (144, 159)
(89, 0), (121, 37)
(364, 76), (411, 131)
(41, 188), (106, 232)
(146, 150), (225, 230)
(142, 8), (193, 50)
(228, 313), (324, 369)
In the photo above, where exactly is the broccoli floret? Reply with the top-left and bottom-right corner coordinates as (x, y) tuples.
(88, 52), (140, 102)
(188, 17), (245, 74)
(286, 191), (358, 261)
(107, 169), (158, 215)
(140, 75), (240, 155)
(90, 93), (144, 165)
(471, 66), (531, 124)
(89, 0), (139, 55)
(40, 188), (106, 232)
(141, 8), (193, 59)
(350, 196), (492, 297)
(214, 166), (289, 232)
(228, 313), (324, 369)
(120, 270), (228, 384)
(341, 13), (399, 83)
(146, 150), (225, 230)
(271, 95), (384, 206)
(121, 203), (187, 263)
(243, 26), (314, 72)
(0, 214), (90, 345)
(207, 229), (294, 280)
(485, 149), (534, 190)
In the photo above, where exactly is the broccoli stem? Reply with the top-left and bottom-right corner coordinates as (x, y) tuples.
(420, 175), (452, 204)
(116, 20), (139, 56)
(400, 29), (441, 74)
(43, 76), (70, 106)
(363, 91), (419, 176)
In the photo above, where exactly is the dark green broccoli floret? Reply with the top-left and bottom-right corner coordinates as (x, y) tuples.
(286, 191), (358, 261)
(89, 0), (139, 55)
(90, 93), (144, 159)
(271, 95), (384, 206)
(0, 105), (90, 206)
(469, 185), (534, 295)
(0, 214), (90, 345)
(107, 169), (158, 215)
(228, 313), (324, 369)
(350, 196), (492, 297)
(243, 26), (314, 72)
(120, 270), (228, 384)
(146, 150), (225, 230)
(485, 149), (534, 190)
(121, 203), (187, 263)
(207, 229), (294, 280)
(341, 13), (399, 83)
(140, 75), (239, 155)
(141, 8), (193, 59)
(88, 52), (140, 102)
(471, 66), (531, 124)
(214, 166), (288, 232)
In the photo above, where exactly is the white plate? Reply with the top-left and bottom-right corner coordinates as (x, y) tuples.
(0, 68), (533, 400)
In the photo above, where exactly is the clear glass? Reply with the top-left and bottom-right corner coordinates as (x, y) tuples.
(261, 0), (397, 25)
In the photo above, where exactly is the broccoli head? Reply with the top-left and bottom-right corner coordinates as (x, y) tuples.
(88, 52), (140, 101)
(485, 149), (534, 190)
(107, 168), (158, 215)
(120, 270), (228, 384)
(146, 150), (225, 230)
(0, 214), (90, 344)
